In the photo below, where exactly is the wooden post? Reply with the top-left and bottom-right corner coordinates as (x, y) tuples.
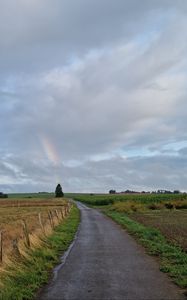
(55, 209), (60, 221)
(65, 205), (68, 216)
(51, 210), (55, 227)
(12, 238), (20, 257)
(63, 206), (66, 217)
(66, 204), (69, 214)
(21, 220), (31, 247)
(0, 231), (3, 263)
(48, 211), (52, 229)
(60, 208), (64, 219)
(38, 213), (45, 235)
(61, 208), (64, 218)
(48, 211), (54, 229)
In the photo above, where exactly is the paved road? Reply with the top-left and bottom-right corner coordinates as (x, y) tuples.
(37, 202), (185, 300)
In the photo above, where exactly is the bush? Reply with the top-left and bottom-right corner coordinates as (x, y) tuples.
(165, 203), (174, 209)
(175, 203), (187, 209)
(148, 203), (161, 210)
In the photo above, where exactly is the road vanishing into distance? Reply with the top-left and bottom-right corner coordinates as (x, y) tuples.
(37, 202), (185, 300)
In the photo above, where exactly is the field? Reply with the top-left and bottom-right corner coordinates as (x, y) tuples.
(128, 210), (187, 251)
(0, 195), (80, 300)
(0, 197), (70, 266)
(73, 193), (187, 251)
(0, 204), (79, 300)
(8, 192), (54, 199)
(73, 192), (187, 205)
(1, 192), (186, 295)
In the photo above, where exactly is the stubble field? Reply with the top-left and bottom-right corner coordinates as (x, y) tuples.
(0, 197), (69, 266)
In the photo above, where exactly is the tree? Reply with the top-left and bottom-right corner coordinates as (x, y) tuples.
(55, 184), (64, 197)
(109, 189), (116, 194)
(173, 190), (180, 194)
(0, 192), (8, 198)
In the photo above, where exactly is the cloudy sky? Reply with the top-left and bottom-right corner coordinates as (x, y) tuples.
(1, 0), (187, 193)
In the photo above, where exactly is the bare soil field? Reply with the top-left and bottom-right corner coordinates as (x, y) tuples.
(129, 210), (187, 251)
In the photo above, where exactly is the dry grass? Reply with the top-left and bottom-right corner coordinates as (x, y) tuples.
(111, 201), (146, 213)
(0, 197), (70, 266)
(0, 205), (79, 300)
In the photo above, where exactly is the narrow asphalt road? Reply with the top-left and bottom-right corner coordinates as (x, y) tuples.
(37, 202), (185, 300)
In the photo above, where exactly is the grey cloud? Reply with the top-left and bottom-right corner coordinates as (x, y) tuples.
(1, 35), (187, 158)
(0, 0), (187, 192)
(179, 148), (187, 156)
(0, 0), (186, 74)
(1, 153), (186, 193)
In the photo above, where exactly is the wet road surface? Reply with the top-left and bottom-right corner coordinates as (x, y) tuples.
(37, 202), (185, 300)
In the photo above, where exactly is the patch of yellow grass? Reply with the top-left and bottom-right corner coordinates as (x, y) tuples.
(111, 201), (146, 213)
(110, 198), (187, 212)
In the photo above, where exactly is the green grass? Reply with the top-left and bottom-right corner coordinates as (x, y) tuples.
(103, 209), (187, 289)
(8, 192), (54, 199)
(0, 205), (80, 300)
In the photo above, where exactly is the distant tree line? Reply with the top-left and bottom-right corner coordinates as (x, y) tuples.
(0, 192), (8, 198)
(109, 189), (182, 195)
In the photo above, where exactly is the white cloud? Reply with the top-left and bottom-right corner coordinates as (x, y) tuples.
(0, 0), (187, 192)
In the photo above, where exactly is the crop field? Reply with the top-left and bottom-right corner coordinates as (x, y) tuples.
(0, 197), (70, 267)
(73, 192), (187, 205)
(74, 193), (187, 251)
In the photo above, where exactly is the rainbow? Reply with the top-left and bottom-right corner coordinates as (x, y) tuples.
(40, 134), (60, 166)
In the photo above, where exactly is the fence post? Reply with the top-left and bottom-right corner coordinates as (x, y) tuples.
(64, 206), (66, 217)
(55, 209), (60, 222)
(21, 220), (31, 247)
(48, 211), (54, 229)
(60, 208), (64, 219)
(65, 205), (68, 216)
(62, 206), (66, 217)
(38, 213), (46, 235)
(0, 231), (3, 263)
(12, 238), (20, 257)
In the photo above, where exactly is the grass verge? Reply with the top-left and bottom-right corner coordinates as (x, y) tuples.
(0, 205), (80, 300)
(104, 209), (187, 289)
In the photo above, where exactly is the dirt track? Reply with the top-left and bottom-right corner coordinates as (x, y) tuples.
(37, 202), (185, 300)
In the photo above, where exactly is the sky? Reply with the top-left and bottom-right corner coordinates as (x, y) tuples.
(0, 0), (187, 193)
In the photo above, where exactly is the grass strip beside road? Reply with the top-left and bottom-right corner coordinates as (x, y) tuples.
(0, 205), (80, 300)
(103, 210), (187, 290)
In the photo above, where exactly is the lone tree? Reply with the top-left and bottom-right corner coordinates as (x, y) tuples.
(55, 184), (64, 197)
